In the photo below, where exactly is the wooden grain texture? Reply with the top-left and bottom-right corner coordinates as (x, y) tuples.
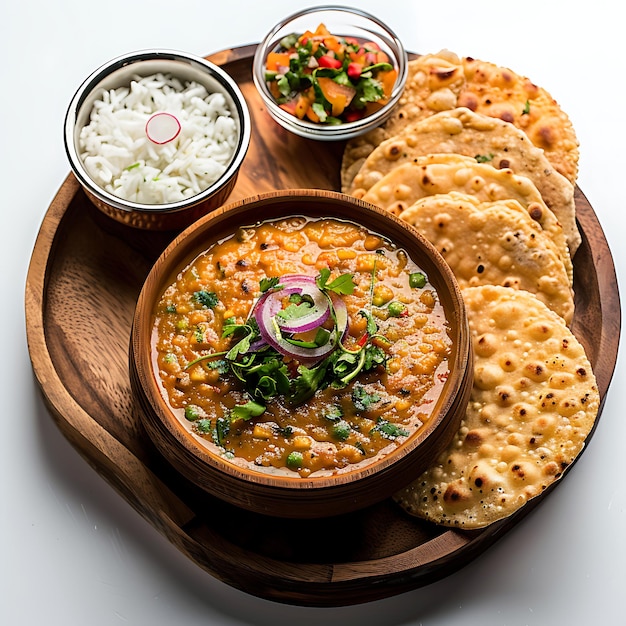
(24, 45), (621, 607)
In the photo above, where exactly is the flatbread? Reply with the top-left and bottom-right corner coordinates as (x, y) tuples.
(348, 107), (581, 254)
(459, 56), (579, 185)
(393, 285), (599, 529)
(341, 50), (579, 189)
(399, 192), (574, 324)
(360, 154), (573, 284)
(341, 50), (466, 191)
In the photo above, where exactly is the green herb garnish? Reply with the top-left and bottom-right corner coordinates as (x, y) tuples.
(475, 153), (495, 163)
(316, 268), (355, 295)
(371, 418), (409, 439)
(260, 277), (280, 293)
(231, 400), (267, 421)
(193, 290), (219, 309)
(351, 383), (380, 412)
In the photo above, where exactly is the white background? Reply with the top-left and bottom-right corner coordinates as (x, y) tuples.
(3, 1), (625, 624)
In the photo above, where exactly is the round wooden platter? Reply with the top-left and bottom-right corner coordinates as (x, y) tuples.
(25, 44), (621, 607)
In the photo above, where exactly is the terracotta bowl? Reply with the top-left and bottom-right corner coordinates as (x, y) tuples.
(130, 190), (472, 518)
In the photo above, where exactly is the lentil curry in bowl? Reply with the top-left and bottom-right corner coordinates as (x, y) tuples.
(131, 190), (472, 518)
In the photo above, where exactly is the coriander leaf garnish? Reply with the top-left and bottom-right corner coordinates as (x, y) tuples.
(275, 300), (313, 321)
(289, 355), (336, 406)
(193, 290), (219, 309)
(322, 404), (343, 422)
(260, 277), (280, 292)
(371, 418), (409, 439)
(316, 268), (356, 295)
(352, 383), (380, 412)
(231, 400), (266, 421)
(355, 76), (384, 107)
(195, 419), (212, 434)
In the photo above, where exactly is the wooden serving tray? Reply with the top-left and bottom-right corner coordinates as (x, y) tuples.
(25, 44), (620, 607)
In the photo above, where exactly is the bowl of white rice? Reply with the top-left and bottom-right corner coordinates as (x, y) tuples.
(64, 49), (251, 230)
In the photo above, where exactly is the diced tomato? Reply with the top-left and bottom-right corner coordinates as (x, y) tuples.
(305, 106), (320, 123)
(365, 52), (378, 66)
(318, 55), (342, 69)
(299, 30), (315, 45)
(279, 98), (298, 116)
(349, 49), (366, 65)
(344, 109), (364, 123)
(347, 62), (362, 80)
(314, 23), (330, 36)
(379, 68), (398, 100)
(294, 93), (310, 119)
(323, 35), (343, 55)
(377, 50), (390, 64)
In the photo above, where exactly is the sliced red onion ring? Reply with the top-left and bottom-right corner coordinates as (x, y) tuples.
(252, 274), (348, 364)
(275, 285), (330, 333)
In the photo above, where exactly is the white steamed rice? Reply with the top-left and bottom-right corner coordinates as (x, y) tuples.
(79, 73), (238, 204)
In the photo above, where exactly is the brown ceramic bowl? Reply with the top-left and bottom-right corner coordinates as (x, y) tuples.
(130, 190), (472, 518)
(64, 49), (251, 231)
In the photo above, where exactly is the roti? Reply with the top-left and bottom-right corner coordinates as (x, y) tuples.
(348, 107), (581, 254)
(393, 285), (599, 529)
(341, 50), (579, 189)
(359, 154), (573, 284)
(399, 192), (574, 324)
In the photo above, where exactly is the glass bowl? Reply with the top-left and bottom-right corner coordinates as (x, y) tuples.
(252, 6), (408, 141)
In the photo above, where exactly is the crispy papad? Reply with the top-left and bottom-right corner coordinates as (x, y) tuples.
(399, 192), (574, 324)
(393, 285), (599, 529)
(360, 154), (573, 283)
(341, 50), (579, 189)
(348, 108), (581, 254)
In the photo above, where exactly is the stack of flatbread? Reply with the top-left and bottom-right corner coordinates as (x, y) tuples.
(341, 50), (600, 529)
